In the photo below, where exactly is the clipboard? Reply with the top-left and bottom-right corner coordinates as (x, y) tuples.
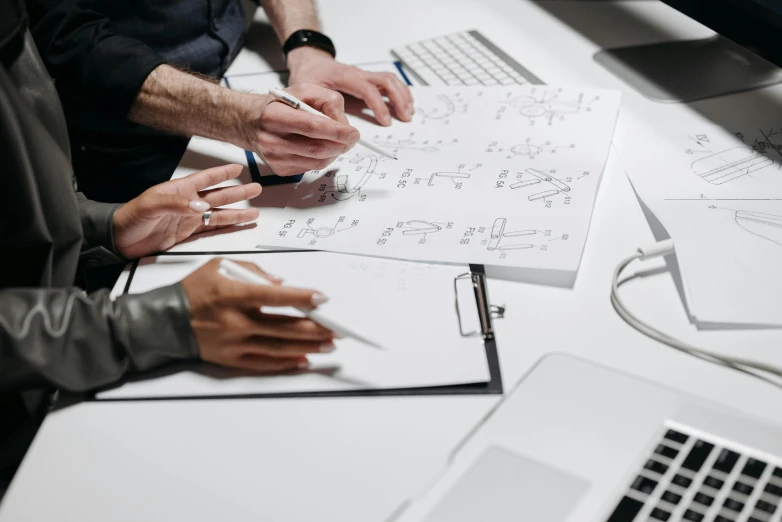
(99, 251), (503, 401)
(222, 60), (414, 187)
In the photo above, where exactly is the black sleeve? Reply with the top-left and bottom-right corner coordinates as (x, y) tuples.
(0, 284), (199, 393)
(28, 0), (165, 118)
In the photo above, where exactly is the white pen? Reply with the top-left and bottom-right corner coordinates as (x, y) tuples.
(218, 259), (384, 350)
(268, 88), (398, 161)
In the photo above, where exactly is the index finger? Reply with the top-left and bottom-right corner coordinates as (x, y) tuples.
(263, 103), (359, 145)
(223, 279), (327, 309)
(367, 72), (414, 121)
(182, 164), (244, 190)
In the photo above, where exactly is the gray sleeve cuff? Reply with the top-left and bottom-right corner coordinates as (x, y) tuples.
(114, 283), (200, 373)
(76, 192), (123, 255)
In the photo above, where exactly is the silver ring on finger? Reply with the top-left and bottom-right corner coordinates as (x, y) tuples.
(203, 209), (213, 226)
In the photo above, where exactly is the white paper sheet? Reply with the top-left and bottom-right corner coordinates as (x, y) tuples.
(615, 112), (782, 327)
(245, 85), (620, 274)
(98, 252), (489, 399)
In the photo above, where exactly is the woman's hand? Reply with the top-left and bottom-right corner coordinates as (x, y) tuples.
(113, 164), (260, 259)
(182, 259), (335, 373)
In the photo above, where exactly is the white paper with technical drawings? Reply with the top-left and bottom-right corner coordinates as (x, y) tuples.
(245, 86), (621, 273)
(616, 108), (782, 327)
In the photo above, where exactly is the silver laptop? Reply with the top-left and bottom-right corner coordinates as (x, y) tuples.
(395, 354), (782, 522)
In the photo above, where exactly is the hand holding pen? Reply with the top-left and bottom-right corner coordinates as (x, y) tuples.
(269, 88), (397, 160)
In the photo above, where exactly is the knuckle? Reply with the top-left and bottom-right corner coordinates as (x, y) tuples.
(306, 141), (326, 157)
(305, 118), (324, 135)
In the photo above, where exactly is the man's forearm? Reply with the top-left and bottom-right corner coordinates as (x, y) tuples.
(262, 0), (321, 43)
(128, 65), (257, 146)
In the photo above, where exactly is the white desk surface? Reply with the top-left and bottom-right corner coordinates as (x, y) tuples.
(3, 1), (782, 521)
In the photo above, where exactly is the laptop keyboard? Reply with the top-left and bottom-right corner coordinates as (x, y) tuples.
(391, 30), (542, 87)
(606, 426), (782, 522)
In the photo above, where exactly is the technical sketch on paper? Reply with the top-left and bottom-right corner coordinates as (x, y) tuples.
(371, 132), (458, 155)
(711, 206), (782, 246)
(402, 220), (443, 238)
(498, 88), (600, 126)
(416, 92), (479, 124)
(423, 164), (481, 188)
(510, 168), (572, 201)
(253, 85), (622, 271)
(323, 154), (377, 200)
(298, 216), (359, 240)
(686, 128), (782, 185)
(487, 218), (536, 251)
(487, 138), (575, 160)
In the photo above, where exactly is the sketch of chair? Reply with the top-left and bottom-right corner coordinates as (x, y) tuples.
(692, 147), (773, 185)
(735, 211), (782, 245)
(402, 220), (442, 235)
(487, 218), (536, 251)
(428, 171), (470, 186)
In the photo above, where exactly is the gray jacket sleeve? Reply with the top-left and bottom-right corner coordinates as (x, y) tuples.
(0, 284), (199, 393)
(76, 192), (123, 255)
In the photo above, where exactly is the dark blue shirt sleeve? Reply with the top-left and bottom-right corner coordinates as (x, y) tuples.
(29, 1), (165, 118)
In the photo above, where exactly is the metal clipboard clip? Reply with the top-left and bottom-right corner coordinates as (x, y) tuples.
(454, 271), (505, 340)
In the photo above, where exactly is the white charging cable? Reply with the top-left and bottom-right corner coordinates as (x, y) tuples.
(611, 240), (782, 386)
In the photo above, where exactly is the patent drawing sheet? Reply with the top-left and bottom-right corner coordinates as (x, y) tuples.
(250, 86), (621, 273)
(98, 252), (489, 399)
(615, 111), (782, 327)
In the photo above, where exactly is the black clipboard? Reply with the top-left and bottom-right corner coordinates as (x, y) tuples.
(98, 250), (503, 401)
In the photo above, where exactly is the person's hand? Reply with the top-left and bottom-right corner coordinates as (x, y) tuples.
(234, 83), (360, 176)
(113, 164), (261, 259)
(287, 47), (414, 126)
(182, 258), (335, 373)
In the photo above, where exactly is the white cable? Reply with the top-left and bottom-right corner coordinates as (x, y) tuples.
(611, 242), (782, 387)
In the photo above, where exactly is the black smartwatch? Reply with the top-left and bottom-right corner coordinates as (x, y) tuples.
(282, 29), (337, 61)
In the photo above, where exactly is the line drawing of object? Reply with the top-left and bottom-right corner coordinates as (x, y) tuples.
(510, 179), (540, 189)
(298, 227), (336, 238)
(298, 217), (357, 239)
(501, 88), (596, 125)
(325, 154), (377, 200)
(428, 171), (471, 186)
(510, 169), (571, 201)
(377, 141), (440, 153)
(506, 139), (575, 160)
(402, 220), (442, 236)
(735, 210), (782, 245)
(372, 133), (457, 154)
(419, 94), (456, 120)
(525, 169), (571, 192)
(528, 190), (560, 201)
(487, 218), (536, 251)
(692, 147), (773, 184)
(417, 93), (474, 124)
(758, 128), (782, 158)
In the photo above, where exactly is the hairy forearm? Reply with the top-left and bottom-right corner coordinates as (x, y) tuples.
(261, 0), (320, 43)
(128, 65), (257, 145)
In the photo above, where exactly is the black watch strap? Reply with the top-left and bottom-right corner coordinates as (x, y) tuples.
(282, 30), (336, 59)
